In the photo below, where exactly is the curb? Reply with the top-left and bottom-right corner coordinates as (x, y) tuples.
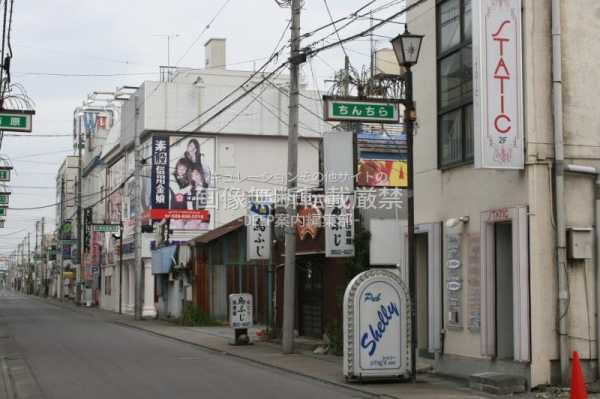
(114, 320), (392, 399)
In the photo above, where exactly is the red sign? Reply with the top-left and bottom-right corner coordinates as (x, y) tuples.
(149, 209), (210, 221)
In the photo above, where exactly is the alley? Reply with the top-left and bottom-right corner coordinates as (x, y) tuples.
(0, 290), (369, 399)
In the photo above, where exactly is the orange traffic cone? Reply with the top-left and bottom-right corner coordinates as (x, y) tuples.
(570, 351), (588, 399)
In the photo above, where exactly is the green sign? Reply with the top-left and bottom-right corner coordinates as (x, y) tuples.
(0, 111), (34, 132)
(0, 207), (6, 217)
(324, 97), (400, 123)
(0, 169), (10, 182)
(0, 193), (9, 206)
(92, 224), (120, 233)
(61, 239), (77, 245)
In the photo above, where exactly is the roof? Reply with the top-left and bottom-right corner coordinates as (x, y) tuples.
(189, 216), (245, 245)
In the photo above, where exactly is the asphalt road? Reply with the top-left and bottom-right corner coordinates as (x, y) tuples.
(0, 289), (369, 399)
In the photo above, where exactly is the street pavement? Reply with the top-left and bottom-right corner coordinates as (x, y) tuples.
(0, 289), (371, 399)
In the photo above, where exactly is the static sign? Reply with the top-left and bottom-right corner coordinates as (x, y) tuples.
(246, 201), (271, 261)
(325, 194), (354, 258)
(323, 96), (400, 123)
(229, 293), (253, 329)
(0, 207), (6, 217)
(0, 110), (34, 132)
(473, 0), (524, 169)
(0, 193), (9, 206)
(343, 269), (411, 381)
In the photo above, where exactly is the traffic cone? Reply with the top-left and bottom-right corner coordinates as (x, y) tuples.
(570, 351), (588, 399)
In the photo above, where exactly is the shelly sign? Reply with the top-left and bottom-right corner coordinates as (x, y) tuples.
(343, 269), (411, 380)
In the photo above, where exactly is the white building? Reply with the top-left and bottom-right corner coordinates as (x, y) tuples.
(404, 0), (600, 389)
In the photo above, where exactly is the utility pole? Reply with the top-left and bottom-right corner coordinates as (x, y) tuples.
(27, 232), (30, 294)
(282, 0), (303, 355)
(77, 114), (83, 304)
(41, 217), (46, 296)
(133, 94), (143, 320)
(58, 178), (64, 300)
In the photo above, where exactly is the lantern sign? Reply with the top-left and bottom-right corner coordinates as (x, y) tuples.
(229, 293), (253, 329)
(343, 269), (411, 381)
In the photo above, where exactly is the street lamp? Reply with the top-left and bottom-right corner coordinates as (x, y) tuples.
(391, 27), (424, 383)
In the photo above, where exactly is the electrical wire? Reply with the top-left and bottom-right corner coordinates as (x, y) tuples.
(175, 0), (234, 66)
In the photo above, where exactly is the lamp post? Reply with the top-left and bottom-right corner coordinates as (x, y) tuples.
(391, 27), (424, 383)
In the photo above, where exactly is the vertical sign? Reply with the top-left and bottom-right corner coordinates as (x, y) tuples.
(446, 233), (463, 328)
(325, 193), (355, 257)
(84, 208), (92, 252)
(467, 233), (481, 331)
(246, 201), (271, 260)
(151, 135), (170, 210)
(473, 0), (524, 169)
(229, 293), (253, 328)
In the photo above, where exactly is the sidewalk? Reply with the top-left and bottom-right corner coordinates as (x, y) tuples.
(40, 297), (561, 399)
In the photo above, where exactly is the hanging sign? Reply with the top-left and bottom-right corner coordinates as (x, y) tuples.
(246, 201), (271, 261)
(473, 0), (524, 169)
(325, 193), (354, 257)
(323, 96), (400, 123)
(229, 293), (253, 329)
(343, 269), (411, 381)
(0, 110), (34, 132)
(0, 167), (12, 182)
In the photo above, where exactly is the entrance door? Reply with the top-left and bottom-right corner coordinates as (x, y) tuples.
(495, 223), (514, 360)
(416, 233), (431, 357)
(299, 262), (323, 338)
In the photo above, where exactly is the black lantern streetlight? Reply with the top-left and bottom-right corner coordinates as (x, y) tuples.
(391, 27), (424, 383)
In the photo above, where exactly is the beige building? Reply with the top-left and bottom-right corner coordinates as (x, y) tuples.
(402, 0), (600, 388)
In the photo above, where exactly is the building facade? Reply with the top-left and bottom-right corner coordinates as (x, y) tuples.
(407, 0), (600, 387)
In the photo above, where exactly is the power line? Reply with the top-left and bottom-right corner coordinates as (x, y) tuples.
(175, 0), (234, 66)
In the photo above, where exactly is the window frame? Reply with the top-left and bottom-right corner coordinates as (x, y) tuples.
(436, 0), (474, 170)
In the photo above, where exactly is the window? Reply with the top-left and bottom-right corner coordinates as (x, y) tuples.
(437, 0), (473, 168)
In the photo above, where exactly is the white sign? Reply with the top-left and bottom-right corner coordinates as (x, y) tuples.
(229, 293), (253, 329)
(325, 193), (355, 257)
(246, 201), (271, 260)
(473, 0), (524, 169)
(343, 269), (411, 380)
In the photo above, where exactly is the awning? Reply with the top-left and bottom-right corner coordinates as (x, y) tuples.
(151, 246), (177, 274)
(189, 216), (245, 245)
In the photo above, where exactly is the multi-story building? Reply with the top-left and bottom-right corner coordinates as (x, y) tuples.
(406, 0), (600, 388)
(52, 155), (79, 298)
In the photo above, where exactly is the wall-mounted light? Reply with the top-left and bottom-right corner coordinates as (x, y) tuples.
(445, 216), (470, 229)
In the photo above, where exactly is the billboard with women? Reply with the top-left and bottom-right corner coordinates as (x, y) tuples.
(150, 135), (215, 231)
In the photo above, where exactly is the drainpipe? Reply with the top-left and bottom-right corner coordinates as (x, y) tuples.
(564, 164), (600, 380)
(551, 0), (569, 385)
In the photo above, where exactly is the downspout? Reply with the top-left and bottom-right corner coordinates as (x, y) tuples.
(565, 164), (600, 380)
(551, 0), (569, 385)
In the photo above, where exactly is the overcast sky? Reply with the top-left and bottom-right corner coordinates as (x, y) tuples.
(0, 0), (411, 256)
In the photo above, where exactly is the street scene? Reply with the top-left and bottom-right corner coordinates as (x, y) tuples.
(0, 0), (599, 398)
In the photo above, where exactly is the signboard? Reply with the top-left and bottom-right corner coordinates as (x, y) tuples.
(84, 208), (92, 252)
(151, 135), (215, 231)
(229, 293), (253, 329)
(246, 201), (271, 261)
(0, 193), (10, 206)
(357, 132), (407, 188)
(323, 131), (354, 192)
(0, 207), (6, 217)
(0, 110), (34, 132)
(0, 220), (4, 228)
(325, 193), (354, 257)
(0, 167), (12, 182)
(447, 233), (463, 328)
(92, 224), (120, 233)
(323, 96), (400, 123)
(473, 0), (524, 169)
(343, 269), (411, 380)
